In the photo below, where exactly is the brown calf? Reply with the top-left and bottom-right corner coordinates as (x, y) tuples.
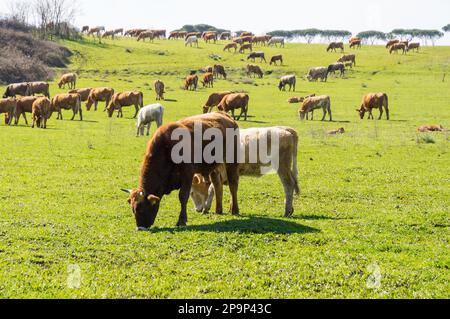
(0, 98), (17, 125)
(107, 91), (143, 118)
(51, 93), (82, 121)
(31, 97), (53, 129)
(185, 75), (198, 91)
(154, 80), (165, 101)
(217, 93), (249, 121)
(223, 43), (238, 52)
(357, 93), (390, 120)
(68, 88), (92, 102)
(202, 73), (214, 88)
(86, 87), (115, 111)
(58, 73), (77, 89)
(203, 91), (233, 113)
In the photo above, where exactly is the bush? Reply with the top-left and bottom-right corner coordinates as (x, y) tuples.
(0, 22), (71, 84)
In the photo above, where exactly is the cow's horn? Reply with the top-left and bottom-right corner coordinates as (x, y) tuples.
(121, 189), (132, 194)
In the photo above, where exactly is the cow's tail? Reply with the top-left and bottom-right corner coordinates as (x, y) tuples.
(285, 127), (300, 195)
(139, 92), (143, 108)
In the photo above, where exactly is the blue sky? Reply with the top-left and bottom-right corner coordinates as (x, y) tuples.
(1, 0), (450, 44)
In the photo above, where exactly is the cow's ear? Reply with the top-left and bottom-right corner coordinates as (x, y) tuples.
(147, 195), (160, 205)
(193, 175), (201, 185)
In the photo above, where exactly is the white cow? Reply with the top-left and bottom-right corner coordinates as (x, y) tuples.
(185, 36), (199, 47)
(136, 103), (164, 137)
(268, 37), (285, 48)
(190, 126), (300, 217)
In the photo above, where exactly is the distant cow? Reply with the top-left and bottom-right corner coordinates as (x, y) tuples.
(299, 95), (332, 121)
(220, 32), (231, 40)
(203, 91), (233, 113)
(239, 43), (253, 53)
(349, 37), (361, 44)
(307, 67), (328, 82)
(29, 82), (50, 98)
(390, 43), (407, 54)
(213, 65), (227, 79)
(386, 39), (400, 48)
(407, 43), (420, 52)
(247, 51), (266, 63)
(223, 43), (238, 52)
(185, 75), (199, 91)
(58, 73), (77, 89)
(82, 26), (89, 33)
(8, 96), (38, 125)
(51, 93), (82, 121)
(154, 80), (165, 101)
(107, 91), (143, 118)
(246, 64), (264, 78)
(136, 104), (164, 137)
(357, 93), (389, 120)
(217, 93), (249, 121)
(287, 94), (315, 104)
(337, 54), (356, 67)
(327, 62), (346, 77)
(137, 31), (155, 42)
(68, 88), (92, 102)
(202, 73), (214, 88)
(327, 42), (344, 52)
(270, 55), (283, 65)
(191, 126), (299, 217)
(417, 125), (444, 133)
(349, 39), (362, 49)
(278, 75), (296, 92)
(204, 33), (217, 43)
(31, 97), (53, 129)
(102, 30), (115, 39)
(268, 37), (285, 48)
(86, 87), (115, 111)
(2, 82), (30, 98)
(185, 36), (199, 47)
(327, 128), (345, 135)
(0, 98), (17, 125)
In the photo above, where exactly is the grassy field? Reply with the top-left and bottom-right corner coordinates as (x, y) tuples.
(0, 36), (449, 299)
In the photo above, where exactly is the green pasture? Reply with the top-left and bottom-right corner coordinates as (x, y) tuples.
(0, 36), (448, 298)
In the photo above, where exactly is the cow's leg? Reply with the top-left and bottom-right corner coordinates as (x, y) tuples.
(321, 107), (327, 121)
(210, 171), (223, 215)
(176, 179), (192, 227)
(328, 107), (333, 121)
(311, 111), (314, 121)
(231, 109), (236, 120)
(385, 107), (390, 120)
(23, 113), (28, 125)
(71, 109), (76, 121)
(146, 123), (151, 136)
(94, 101), (98, 111)
(79, 108), (83, 121)
(133, 104), (139, 119)
(378, 107), (383, 120)
(226, 164), (240, 216)
(279, 170), (294, 217)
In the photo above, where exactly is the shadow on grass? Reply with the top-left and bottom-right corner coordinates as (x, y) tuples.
(163, 99), (178, 102)
(292, 214), (353, 221)
(151, 216), (320, 235)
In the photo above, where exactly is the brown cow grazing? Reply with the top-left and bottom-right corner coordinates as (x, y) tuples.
(107, 91), (143, 118)
(288, 94), (316, 104)
(337, 54), (356, 67)
(68, 88), (92, 102)
(191, 126), (299, 217)
(202, 73), (214, 88)
(327, 62), (346, 77)
(58, 73), (77, 89)
(0, 98), (17, 125)
(122, 112), (241, 230)
(386, 39), (400, 48)
(114, 28), (124, 36)
(217, 93), (249, 121)
(390, 43), (407, 54)
(204, 33), (217, 43)
(246, 64), (264, 78)
(307, 67), (328, 82)
(9, 96), (39, 125)
(204, 65), (213, 74)
(247, 51), (266, 63)
(270, 55), (283, 65)
(203, 91), (233, 113)
(51, 93), (82, 121)
(31, 97), (53, 129)
(223, 42), (238, 52)
(185, 75), (198, 91)
(213, 65), (227, 79)
(29, 82), (50, 98)
(239, 43), (253, 53)
(327, 128), (345, 135)
(137, 31), (155, 42)
(349, 37), (361, 44)
(3, 82), (30, 98)
(356, 93), (390, 120)
(350, 39), (362, 49)
(82, 26), (89, 33)
(233, 37), (244, 45)
(102, 30), (115, 39)
(299, 95), (332, 121)
(327, 42), (344, 52)
(86, 87), (115, 111)
(407, 42), (420, 52)
(154, 80), (165, 101)
(220, 32), (231, 40)
(252, 35), (269, 46)
(417, 125), (444, 133)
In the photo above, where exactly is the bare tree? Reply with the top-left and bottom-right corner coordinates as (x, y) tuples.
(7, 0), (31, 24)
(33, 0), (78, 39)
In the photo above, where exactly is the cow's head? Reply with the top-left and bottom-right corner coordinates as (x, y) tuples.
(278, 81), (284, 91)
(122, 189), (161, 231)
(299, 110), (306, 120)
(106, 103), (116, 117)
(356, 107), (365, 119)
(190, 175), (210, 213)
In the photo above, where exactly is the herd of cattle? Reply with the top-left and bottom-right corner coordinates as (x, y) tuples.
(0, 30), (444, 229)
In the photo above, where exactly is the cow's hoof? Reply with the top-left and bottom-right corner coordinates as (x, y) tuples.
(176, 221), (187, 227)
